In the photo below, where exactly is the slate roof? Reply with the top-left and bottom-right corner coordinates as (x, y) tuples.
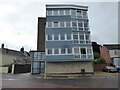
(103, 44), (120, 50)
(0, 48), (26, 57)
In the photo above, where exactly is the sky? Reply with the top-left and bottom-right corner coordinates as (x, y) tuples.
(0, 0), (119, 51)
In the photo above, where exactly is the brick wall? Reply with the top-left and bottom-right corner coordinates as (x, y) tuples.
(93, 64), (109, 71)
(100, 46), (112, 64)
(46, 62), (94, 73)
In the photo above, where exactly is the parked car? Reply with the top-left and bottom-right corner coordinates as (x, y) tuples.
(115, 66), (120, 72)
(103, 66), (117, 73)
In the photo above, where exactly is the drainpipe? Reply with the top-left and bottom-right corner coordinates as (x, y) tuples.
(44, 60), (46, 79)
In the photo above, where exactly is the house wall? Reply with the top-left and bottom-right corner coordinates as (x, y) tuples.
(109, 50), (120, 58)
(46, 62), (93, 73)
(100, 46), (112, 64)
(1, 54), (28, 66)
(1, 54), (17, 66)
(0, 67), (9, 74)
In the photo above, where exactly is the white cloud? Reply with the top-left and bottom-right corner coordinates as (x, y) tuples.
(0, 1), (118, 51)
(0, 4), (16, 17)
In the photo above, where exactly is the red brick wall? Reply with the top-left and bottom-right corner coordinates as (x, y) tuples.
(100, 46), (112, 64)
(93, 64), (109, 71)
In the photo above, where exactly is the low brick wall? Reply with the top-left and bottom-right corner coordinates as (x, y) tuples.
(93, 64), (108, 71)
(46, 62), (94, 74)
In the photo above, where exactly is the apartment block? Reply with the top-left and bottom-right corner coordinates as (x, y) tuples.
(31, 4), (94, 74)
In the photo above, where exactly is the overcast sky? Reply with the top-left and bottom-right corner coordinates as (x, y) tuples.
(0, 0), (119, 51)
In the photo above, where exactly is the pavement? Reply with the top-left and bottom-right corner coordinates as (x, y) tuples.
(18, 71), (119, 79)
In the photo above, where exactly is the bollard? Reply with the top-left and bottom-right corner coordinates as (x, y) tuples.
(81, 69), (85, 76)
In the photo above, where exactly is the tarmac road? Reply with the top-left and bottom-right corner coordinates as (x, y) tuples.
(1, 72), (119, 88)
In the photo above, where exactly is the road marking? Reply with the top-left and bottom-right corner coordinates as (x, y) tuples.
(2, 79), (20, 81)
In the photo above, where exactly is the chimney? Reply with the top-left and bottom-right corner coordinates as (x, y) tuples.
(1, 43), (4, 49)
(20, 47), (24, 53)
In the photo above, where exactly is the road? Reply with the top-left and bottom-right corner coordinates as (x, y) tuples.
(1, 72), (119, 88)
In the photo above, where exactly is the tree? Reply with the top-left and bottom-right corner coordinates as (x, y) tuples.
(93, 52), (100, 59)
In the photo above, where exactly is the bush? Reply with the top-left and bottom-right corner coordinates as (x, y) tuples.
(93, 58), (106, 64)
(93, 52), (100, 59)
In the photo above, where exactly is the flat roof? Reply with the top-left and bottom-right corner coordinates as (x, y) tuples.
(46, 4), (88, 10)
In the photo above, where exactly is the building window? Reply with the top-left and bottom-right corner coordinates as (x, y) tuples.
(74, 55), (80, 59)
(66, 34), (71, 40)
(79, 34), (84, 40)
(114, 50), (118, 55)
(74, 47), (79, 54)
(48, 35), (52, 40)
(71, 9), (76, 18)
(61, 48), (66, 54)
(81, 48), (86, 58)
(60, 34), (65, 40)
(86, 34), (90, 40)
(59, 10), (64, 15)
(87, 47), (93, 59)
(73, 34), (79, 44)
(54, 35), (59, 40)
(73, 34), (78, 40)
(72, 21), (77, 27)
(85, 34), (91, 44)
(47, 49), (52, 55)
(53, 10), (59, 15)
(60, 22), (64, 27)
(65, 10), (70, 15)
(84, 21), (88, 27)
(78, 28), (83, 31)
(41, 52), (45, 60)
(87, 48), (92, 54)
(54, 48), (59, 54)
(67, 48), (72, 54)
(73, 33), (91, 44)
(53, 22), (59, 27)
(73, 47), (93, 59)
(81, 48), (86, 54)
(78, 21), (83, 27)
(34, 52), (38, 58)
(48, 22), (52, 27)
(77, 10), (82, 18)
(65, 21), (71, 27)
(83, 11), (87, 18)
(41, 62), (45, 69)
(87, 55), (92, 59)
(47, 10), (52, 16)
(84, 28), (89, 31)
(79, 34), (85, 44)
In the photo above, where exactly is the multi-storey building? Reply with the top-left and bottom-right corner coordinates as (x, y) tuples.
(31, 4), (94, 74)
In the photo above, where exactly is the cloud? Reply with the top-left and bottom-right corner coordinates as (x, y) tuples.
(0, 4), (16, 17)
(0, 1), (118, 51)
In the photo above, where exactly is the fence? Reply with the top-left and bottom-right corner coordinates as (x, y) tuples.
(12, 64), (31, 74)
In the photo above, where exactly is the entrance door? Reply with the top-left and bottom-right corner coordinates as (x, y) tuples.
(32, 62), (40, 74)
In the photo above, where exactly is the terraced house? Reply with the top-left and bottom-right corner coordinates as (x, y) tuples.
(31, 4), (94, 74)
